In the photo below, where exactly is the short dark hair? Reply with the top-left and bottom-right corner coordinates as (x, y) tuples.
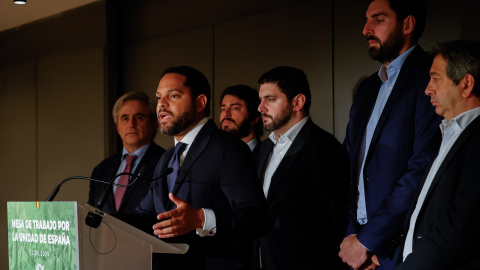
(368, 0), (428, 44)
(429, 40), (480, 97)
(258, 66), (311, 115)
(220, 85), (263, 138)
(162, 66), (211, 117)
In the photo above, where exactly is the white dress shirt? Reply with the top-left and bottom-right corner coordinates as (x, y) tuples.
(263, 116), (308, 197)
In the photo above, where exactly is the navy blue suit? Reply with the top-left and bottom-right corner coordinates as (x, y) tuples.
(255, 118), (349, 269)
(136, 120), (271, 270)
(88, 142), (165, 215)
(343, 46), (442, 268)
(397, 116), (480, 270)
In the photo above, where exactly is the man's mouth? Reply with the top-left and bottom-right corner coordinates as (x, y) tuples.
(158, 111), (173, 121)
(366, 36), (380, 47)
(221, 118), (235, 125)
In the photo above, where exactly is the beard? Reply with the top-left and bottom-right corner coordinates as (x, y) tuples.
(222, 118), (251, 139)
(263, 104), (292, 132)
(367, 22), (404, 64)
(159, 105), (196, 136)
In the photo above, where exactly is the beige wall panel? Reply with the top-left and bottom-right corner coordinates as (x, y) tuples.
(333, 0), (476, 141)
(37, 47), (105, 203)
(124, 27), (214, 150)
(0, 62), (37, 270)
(214, 0), (333, 136)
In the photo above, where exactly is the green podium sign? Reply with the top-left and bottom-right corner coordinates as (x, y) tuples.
(7, 201), (79, 270)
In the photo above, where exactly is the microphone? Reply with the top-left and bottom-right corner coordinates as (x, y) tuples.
(95, 165), (147, 211)
(45, 176), (116, 202)
(44, 167), (173, 202)
(85, 166), (173, 228)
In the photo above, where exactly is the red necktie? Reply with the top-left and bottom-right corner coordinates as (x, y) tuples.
(114, 155), (137, 211)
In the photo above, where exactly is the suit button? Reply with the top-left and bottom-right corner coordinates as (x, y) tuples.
(366, 177), (370, 181)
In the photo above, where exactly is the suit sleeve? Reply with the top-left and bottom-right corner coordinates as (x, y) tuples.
(396, 144), (480, 270)
(215, 140), (272, 238)
(135, 156), (167, 216)
(342, 94), (361, 237)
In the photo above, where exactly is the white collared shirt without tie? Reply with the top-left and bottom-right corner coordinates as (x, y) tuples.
(263, 117), (308, 197)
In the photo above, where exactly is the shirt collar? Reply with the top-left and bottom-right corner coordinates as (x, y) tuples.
(174, 117), (209, 147)
(378, 44), (417, 81)
(246, 137), (258, 151)
(269, 116), (309, 144)
(121, 142), (150, 160)
(440, 107), (480, 133)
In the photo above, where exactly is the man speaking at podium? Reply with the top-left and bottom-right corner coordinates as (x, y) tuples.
(88, 92), (165, 215)
(136, 66), (271, 270)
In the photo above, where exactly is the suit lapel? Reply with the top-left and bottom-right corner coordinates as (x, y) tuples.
(368, 47), (425, 160)
(351, 77), (382, 168)
(369, 67), (410, 148)
(266, 119), (312, 201)
(257, 140), (274, 183)
(403, 159), (434, 231)
(423, 117), (480, 203)
(168, 120), (214, 208)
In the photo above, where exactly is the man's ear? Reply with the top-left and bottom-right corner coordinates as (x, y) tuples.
(403, 15), (415, 36)
(292, 94), (306, 112)
(195, 94), (207, 113)
(461, 74), (475, 98)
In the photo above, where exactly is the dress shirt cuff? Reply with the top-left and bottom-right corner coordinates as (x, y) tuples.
(196, 208), (216, 237)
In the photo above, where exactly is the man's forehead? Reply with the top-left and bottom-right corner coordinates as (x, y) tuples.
(158, 73), (187, 87)
(259, 83), (283, 96)
(222, 94), (245, 104)
(366, 0), (395, 17)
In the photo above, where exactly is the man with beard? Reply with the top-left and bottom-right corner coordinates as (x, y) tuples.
(254, 66), (348, 269)
(220, 85), (263, 152)
(339, 0), (442, 269)
(135, 66), (271, 270)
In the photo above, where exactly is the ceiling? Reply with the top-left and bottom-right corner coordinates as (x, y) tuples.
(0, 0), (99, 32)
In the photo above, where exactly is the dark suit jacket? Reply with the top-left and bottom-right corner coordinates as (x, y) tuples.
(251, 137), (262, 156)
(396, 116), (480, 270)
(343, 46), (442, 263)
(255, 118), (349, 269)
(88, 142), (165, 215)
(136, 120), (271, 270)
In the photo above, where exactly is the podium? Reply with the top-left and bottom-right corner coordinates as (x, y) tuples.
(7, 202), (188, 270)
(78, 204), (188, 269)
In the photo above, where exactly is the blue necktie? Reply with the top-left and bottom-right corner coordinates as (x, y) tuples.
(166, 142), (187, 192)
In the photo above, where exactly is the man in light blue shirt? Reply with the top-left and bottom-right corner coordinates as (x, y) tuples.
(397, 40), (480, 270)
(340, 0), (442, 269)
